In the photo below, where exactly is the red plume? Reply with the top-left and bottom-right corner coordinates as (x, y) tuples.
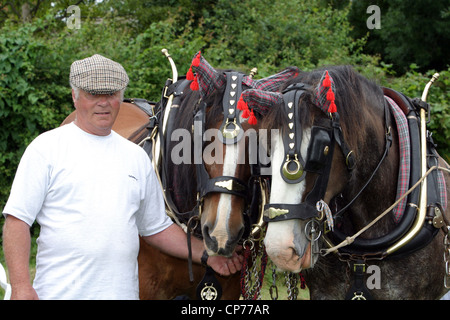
(192, 51), (201, 67)
(248, 109), (257, 125)
(328, 101), (337, 113)
(322, 70), (331, 87)
(238, 95), (250, 118)
(186, 66), (194, 81)
(326, 88), (335, 101)
(327, 87), (337, 113)
(237, 96), (247, 111)
(190, 75), (199, 91)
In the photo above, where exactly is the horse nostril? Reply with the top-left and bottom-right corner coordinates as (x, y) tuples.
(202, 225), (218, 253)
(290, 247), (300, 259)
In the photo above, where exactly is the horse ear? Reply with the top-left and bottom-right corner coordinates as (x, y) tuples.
(314, 70), (337, 113)
(189, 51), (224, 97)
(238, 89), (284, 125)
(243, 66), (300, 92)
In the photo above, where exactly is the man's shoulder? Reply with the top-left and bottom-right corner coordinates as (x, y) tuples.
(28, 123), (73, 149)
(111, 130), (150, 160)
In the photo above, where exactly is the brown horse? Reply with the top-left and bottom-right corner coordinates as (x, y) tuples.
(254, 66), (449, 299)
(167, 52), (299, 259)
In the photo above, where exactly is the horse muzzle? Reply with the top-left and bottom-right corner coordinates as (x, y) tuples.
(202, 221), (244, 257)
(264, 219), (319, 272)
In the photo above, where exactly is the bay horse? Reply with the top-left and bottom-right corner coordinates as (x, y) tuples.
(251, 65), (449, 299)
(169, 51), (299, 259)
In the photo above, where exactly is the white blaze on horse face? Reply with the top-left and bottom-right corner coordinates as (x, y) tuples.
(264, 129), (312, 272)
(209, 140), (242, 251)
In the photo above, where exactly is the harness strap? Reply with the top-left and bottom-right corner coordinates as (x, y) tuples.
(193, 102), (250, 201)
(332, 100), (393, 219)
(345, 260), (373, 300)
(219, 72), (244, 144)
(332, 113), (356, 170)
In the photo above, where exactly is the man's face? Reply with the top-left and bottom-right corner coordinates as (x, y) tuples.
(72, 89), (122, 136)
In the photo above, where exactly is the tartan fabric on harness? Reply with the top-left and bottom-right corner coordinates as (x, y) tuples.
(386, 95), (447, 222)
(385, 96), (411, 223)
(314, 71), (336, 113)
(239, 89), (283, 117)
(242, 66), (299, 92)
(190, 51), (299, 99)
(190, 53), (225, 98)
(438, 167), (448, 212)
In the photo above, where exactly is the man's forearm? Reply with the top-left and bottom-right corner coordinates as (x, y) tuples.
(2, 215), (33, 291)
(143, 223), (204, 263)
(142, 223), (242, 276)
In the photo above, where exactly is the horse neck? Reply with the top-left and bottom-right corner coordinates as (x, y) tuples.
(341, 106), (400, 239)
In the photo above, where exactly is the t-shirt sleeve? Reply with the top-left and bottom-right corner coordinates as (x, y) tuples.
(2, 141), (50, 226)
(136, 162), (173, 236)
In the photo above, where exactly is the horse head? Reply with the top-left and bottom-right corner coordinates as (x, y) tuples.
(256, 66), (399, 272)
(169, 52), (298, 257)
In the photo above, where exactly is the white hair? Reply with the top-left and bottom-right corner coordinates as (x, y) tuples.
(70, 83), (125, 101)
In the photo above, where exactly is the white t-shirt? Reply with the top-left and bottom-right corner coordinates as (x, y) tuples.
(2, 122), (173, 300)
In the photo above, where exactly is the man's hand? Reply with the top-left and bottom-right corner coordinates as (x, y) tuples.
(206, 250), (244, 276)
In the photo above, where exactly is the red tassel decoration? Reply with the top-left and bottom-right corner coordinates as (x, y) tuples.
(322, 70), (331, 87)
(248, 109), (257, 125)
(192, 51), (201, 67)
(238, 95), (251, 118)
(186, 66), (194, 81)
(242, 108), (250, 118)
(326, 88), (335, 101)
(328, 101), (337, 113)
(325, 75), (337, 113)
(190, 75), (199, 91)
(237, 96), (247, 111)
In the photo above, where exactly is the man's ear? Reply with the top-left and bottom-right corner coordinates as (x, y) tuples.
(72, 89), (78, 108)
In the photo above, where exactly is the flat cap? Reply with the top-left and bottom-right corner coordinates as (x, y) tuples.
(70, 54), (129, 95)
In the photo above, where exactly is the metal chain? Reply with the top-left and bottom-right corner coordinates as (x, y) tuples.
(242, 239), (254, 299)
(269, 265), (278, 300)
(285, 272), (299, 300)
(252, 239), (266, 300)
(242, 237), (266, 300)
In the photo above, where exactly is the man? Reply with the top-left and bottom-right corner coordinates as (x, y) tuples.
(2, 54), (242, 300)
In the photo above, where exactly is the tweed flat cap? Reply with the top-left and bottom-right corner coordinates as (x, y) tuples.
(70, 54), (129, 95)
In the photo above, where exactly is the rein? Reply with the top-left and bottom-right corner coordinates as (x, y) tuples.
(323, 165), (450, 256)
